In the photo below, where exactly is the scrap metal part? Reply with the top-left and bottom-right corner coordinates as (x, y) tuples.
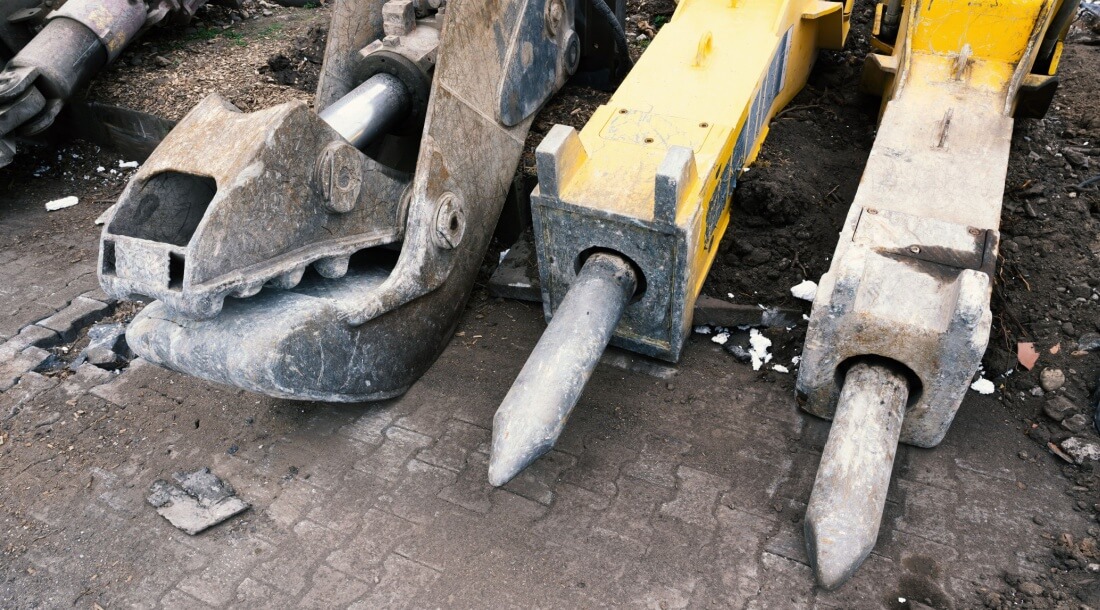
(101, 0), (579, 400)
(796, 0), (1071, 589)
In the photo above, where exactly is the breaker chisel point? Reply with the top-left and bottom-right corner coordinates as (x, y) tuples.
(804, 361), (909, 590)
(489, 252), (637, 486)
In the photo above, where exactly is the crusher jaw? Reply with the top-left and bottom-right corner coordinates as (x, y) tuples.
(98, 0), (584, 400)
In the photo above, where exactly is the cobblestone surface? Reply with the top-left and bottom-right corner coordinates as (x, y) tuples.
(0, 269), (1093, 608)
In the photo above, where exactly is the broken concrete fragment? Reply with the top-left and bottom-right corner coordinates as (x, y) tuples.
(1061, 438), (1100, 464)
(1044, 396), (1078, 422)
(147, 468), (250, 535)
(71, 323), (129, 370)
(1062, 413), (1092, 433)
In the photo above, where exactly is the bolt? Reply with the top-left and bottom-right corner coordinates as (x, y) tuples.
(433, 192), (466, 249)
(866, 208), (878, 215)
(968, 228), (981, 236)
(545, 0), (564, 36)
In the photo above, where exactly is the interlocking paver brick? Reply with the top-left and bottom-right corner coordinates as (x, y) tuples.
(354, 425), (432, 481)
(175, 537), (273, 606)
(660, 465), (732, 529)
(36, 296), (109, 341)
(252, 520), (346, 595)
(347, 553), (440, 610)
(415, 418), (489, 472)
(3, 324), (58, 351)
(325, 508), (416, 575)
(622, 432), (692, 488)
(300, 564), (376, 609)
(375, 458), (458, 525)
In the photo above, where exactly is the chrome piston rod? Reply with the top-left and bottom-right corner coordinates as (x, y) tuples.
(489, 252), (638, 486)
(319, 72), (411, 149)
(804, 360), (910, 590)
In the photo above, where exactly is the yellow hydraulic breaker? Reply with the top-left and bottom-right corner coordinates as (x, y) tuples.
(489, 0), (852, 485)
(796, 0), (1078, 589)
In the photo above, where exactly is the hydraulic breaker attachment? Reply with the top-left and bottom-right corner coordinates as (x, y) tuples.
(489, 0), (853, 484)
(796, 0), (1075, 588)
(99, 0), (584, 401)
(0, 0), (211, 167)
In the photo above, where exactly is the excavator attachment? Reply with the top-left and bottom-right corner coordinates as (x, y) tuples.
(489, 0), (853, 485)
(99, 0), (591, 400)
(0, 0), (212, 167)
(797, 0), (1078, 588)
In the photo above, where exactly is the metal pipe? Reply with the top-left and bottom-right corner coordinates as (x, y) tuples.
(804, 360), (909, 590)
(882, 0), (903, 38)
(489, 252), (637, 486)
(319, 72), (410, 150)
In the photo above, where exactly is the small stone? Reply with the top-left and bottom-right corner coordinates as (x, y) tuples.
(1039, 368), (1066, 392)
(1044, 396), (1078, 421)
(1062, 322), (1077, 336)
(154, 55), (171, 67)
(1062, 414), (1091, 433)
(1064, 149), (1090, 168)
(262, 9), (272, 16)
(1018, 582), (1044, 596)
(1034, 515), (1046, 525)
(1025, 202), (1040, 218)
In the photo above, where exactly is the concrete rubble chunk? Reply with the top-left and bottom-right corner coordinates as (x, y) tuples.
(488, 233), (541, 302)
(1060, 438), (1100, 464)
(147, 468), (250, 535)
(71, 322), (129, 369)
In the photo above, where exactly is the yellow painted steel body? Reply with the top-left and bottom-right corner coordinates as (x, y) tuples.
(797, 0), (1069, 445)
(531, 0), (850, 361)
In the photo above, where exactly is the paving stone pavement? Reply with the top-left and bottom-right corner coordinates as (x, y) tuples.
(0, 197), (1093, 608)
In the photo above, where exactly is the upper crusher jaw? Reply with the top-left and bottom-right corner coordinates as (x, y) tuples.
(97, 0), (581, 401)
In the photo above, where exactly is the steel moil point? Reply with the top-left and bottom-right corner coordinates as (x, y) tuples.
(804, 361), (909, 589)
(489, 252), (637, 487)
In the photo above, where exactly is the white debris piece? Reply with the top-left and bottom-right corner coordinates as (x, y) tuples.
(790, 279), (818, 302)
(970, 377), (995, 395)
(45, 196), (79, 211)
(711, 332), (730, 345)
(95, 165), (105, 172)
(772, 364), (790, 374)
(119, 160), (139, 169)
(748, 329), (772, 371)
(727, 292), (734, 299)
(693, 326), (712, 335)
(498, 248), (509, 264)
(94, 204), (116, 226)
(791, 355), (802, 365)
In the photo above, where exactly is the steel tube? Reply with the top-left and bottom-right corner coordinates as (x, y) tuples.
(804, 360), (909, 590)
(319, 72), (410, 150)
(489, 252), (637, 486)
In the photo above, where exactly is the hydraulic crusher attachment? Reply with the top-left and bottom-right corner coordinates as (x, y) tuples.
(796, 0), (1077, 589)
(0, 0), (214, 167)
(98, 0), (602, 400)
(489, 0), (853, 486)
